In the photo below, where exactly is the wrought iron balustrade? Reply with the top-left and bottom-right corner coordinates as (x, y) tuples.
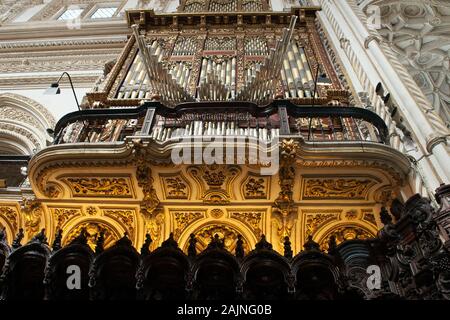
(52, 101), (388, 145)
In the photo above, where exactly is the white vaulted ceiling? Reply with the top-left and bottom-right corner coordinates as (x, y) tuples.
(361, 0), (450, 128)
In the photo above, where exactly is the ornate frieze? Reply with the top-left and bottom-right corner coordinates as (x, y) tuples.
(302, 178), (376, 200)
(0, 206), (19, 232)
(161, 175), (189, 199)
(51, 208), (82, 229)
(65, 221), (120, 251)
(21, 197), (43, 240)
(189, 224), (249, 254)
(65, 177), (132, 197)
(243, 176), (268, 199)
(103, 209), (136, 239)
(304, 212), (339, 239)
(171, 210), (205, 239)
(229, 211), (263, 236)
(319, 225), (375, 252)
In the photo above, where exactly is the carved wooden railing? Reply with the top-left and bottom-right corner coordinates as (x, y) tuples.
(52, 100), (388, 145)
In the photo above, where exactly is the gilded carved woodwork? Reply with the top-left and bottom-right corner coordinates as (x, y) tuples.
(305, 212), (339, 239)
(21, 198), (43, 240)
(243, 176), (268, 199)
(145, 211), (164, 251)
(209, 208), (225, 219)
(273, 139), (299, 243)
(51, 208), (82, 229)
(229, 211), (263, 237)
(0, 206), (18, 231)
(134, 142), (161, 217)
(362, 211), (377, 227)
(188, 165), (240, 205)
(161, 175), (190, 199)
(319, 225), (375, 252)
(172, 210), (205, 239)
(103, 209), (136, 239)
(302, 178), (377, 200)
(65, 177), (133, 198)
(188, 224), (250, 254)
(64, 222), (120, 251)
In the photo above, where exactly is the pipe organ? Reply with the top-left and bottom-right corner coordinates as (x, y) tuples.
(111, 7), (345, 107)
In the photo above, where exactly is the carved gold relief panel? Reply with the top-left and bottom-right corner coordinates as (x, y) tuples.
(64, 221), (122, 251)
(184, 224), (251, 255)
(63, 177), (134, 198)
(187, 165), (241, 204)
(301, 177), (378, 200)
(228, 209), (265, 238)
(160, 173), (190, 200)
(0, 205), (20, 243)
(301, 208), (379, 251)
(169, 209), (207, 240)
(49, 207), (82, 230)
(242, 174), (270, 200)
(318, 225), (376, 252)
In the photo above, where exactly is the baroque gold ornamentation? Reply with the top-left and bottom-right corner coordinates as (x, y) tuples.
(52, 208), (81, 229)
(103, 210), (135, 238)
(21, 198), (43, 239)
(229, 211), (262, 236)
(0, 206), (18, 231)
(244, 177), (267, 199)
(86, 206), (98, 216)
(305, 213), (338, 239)
(202, 170), (226, 187)
(188, 224), (249, 254)
(172, 211), (205, 239)
(319, 226), (375, 252)
(363, 212), (377, 227)
(133, 141), (161, 217)
(162, 176), (189, 199)
(66, 177), (132, 197)
(65, 222), (119, 251)
(345, 210), (358, 220)
(303, 178), (375, 200)
(210, 209), (224, 219)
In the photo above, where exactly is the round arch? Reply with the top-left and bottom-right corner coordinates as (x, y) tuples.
(178, 219), (258, 255)
(313, 221), (378, 252)
(0, 93), (55, 155)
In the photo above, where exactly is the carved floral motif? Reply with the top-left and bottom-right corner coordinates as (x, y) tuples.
(52, 208), (81, 229)
(173, 211), (204, 239)
(66, 177), (132, 197)
(303, 178), (375, 200)
(244, 177), (267, 199)
(163, 176), (188, 199)
(230, 211), (262, 236)
(104, 210), (135, 238)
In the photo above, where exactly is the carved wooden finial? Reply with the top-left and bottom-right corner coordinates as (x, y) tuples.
(52, 229), (63, 251)
(283, 236), (293, 259)
(30, 228), (47, 245)
(255, 234), (272, 251)
(328, 235), (337, 253)
(161, 232), (178, 248)
(303, 235), (320, 252)
(141, 233), (153, 255)
(235, 234), (244, 259)
(12, 228), (24, 249)
(188, 233), (197, 258)
(380, 207), (393, 225)
(95, 229), (105, 254)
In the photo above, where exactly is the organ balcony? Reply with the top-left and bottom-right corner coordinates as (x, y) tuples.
(22, 6), (413, 254)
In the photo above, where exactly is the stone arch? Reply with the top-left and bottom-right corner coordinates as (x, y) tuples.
(0, 93), (55, 155)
